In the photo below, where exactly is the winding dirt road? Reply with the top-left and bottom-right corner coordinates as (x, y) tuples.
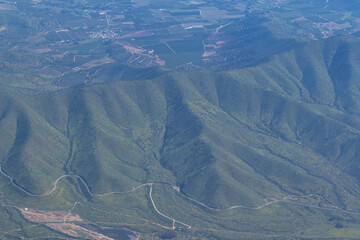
(149, 184), (191, 229)
(2, 163), (360, 232)
(0, 165), (151, 197)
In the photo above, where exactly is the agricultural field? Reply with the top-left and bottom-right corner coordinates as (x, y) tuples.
(1, 0), (359, 88)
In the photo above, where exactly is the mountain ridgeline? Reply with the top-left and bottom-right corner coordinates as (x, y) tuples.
(2, 35), (360, 213)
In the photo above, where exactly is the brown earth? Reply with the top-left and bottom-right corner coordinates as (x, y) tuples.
(20, 208), (82, 223)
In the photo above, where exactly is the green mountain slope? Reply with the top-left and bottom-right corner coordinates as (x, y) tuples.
(2, 35), (360, 238)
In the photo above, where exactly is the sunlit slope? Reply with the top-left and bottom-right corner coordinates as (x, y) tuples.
(0, 82), (173, 195)
(2, 36), (360, 211)
(0, 90), (69, 194)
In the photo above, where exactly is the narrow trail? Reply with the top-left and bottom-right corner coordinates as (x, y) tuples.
(2, 163), (360, 227)
(215, 21), (233, 34)
(0, 164), (151, 197)
(164, 42), (176, 54)
(149, 184), (191, 229)
(324, 0), (329, 8)
(64, 201), (80, 223)
(178, 190), (360, 215)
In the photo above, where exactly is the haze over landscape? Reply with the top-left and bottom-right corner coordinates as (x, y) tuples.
(1, 0), (360, 239)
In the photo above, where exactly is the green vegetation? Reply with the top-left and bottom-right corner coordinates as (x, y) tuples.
(1, 35), (360, 238)
(3, 0), (360, 239)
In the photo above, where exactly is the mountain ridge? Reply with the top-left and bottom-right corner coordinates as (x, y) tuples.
(2, 34), (360, 239)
